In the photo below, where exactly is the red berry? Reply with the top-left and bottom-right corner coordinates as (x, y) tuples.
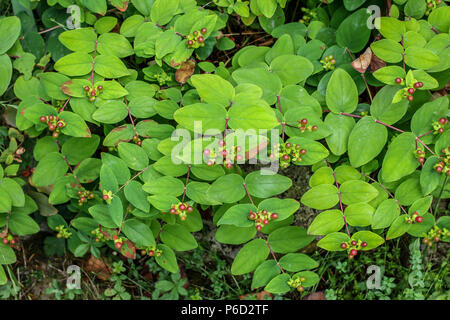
(115, 242), (122, 249)
(340, 243), (347, 249)
(187, 206), (193, 212)
(90, 90), (96, 96)
(438, 128), (444, 134)
(48, 115), (54, 121)
(271, 213), (278, 219)
(408, 88), (415, 94)
(97, 85), (103, 91)
(48, 124), (56, 131)
(434, 236), (440, 242)
(113, 235), (118, 240)
(193, 31), (199, 36)
(137, 141), (142, 146)
(413, 82), (420, 89)
(222, 150), (228, 157)
(285, 143), (292, 148)
(311, 125), (318, 131)
(52, 132), (59, 138)
(236, 154), (243, 161)
(256, 225), (262, 231)
(198, 36), (204, 43)
(418, 157), (425, 164)
(447, 170), (450, 176)
(351, 240), (357, 246)
(248, 212), (256, 220)
(330, 59), (336, 64)
(10, 239), (15, 244)
(201, 28), (207, 34)
(218, 140), (225, 147)
(261, 210), (267, 215)
(57, 122), (64, 128)
(236, 146), (242, 152)
(423, 238), (429, 244)
(415, 216), (423, 223)
(350, 249), (357, 256)
(263, 219), (269, 225)
(179, 204), (186, 211)
(225, 163), (233, 169)
(297, 286), (304, 292)
(40, 116), (47, 123)
(2, 239), (8, 244)
(84, 86), (90, 91)
(170, 208), (177, 214)
(361, 242), (367, 248)
(203, 149), (211, 156)
(300, 118), (308, 125)
(418, 82), (423, 87)
(348, 254), (354, 259)
(395, 78), (402, 84)
(103, 195), (109, 201)
(187, 40), (194, 46)
(180, 216), (186, 221)
(207, 160), (213, 167)
(148, 250), (155, 256)
(282, 154), (290, 161)
(435, 166), (443, 173)
(439, 118), (448, 125)
(300, 149), (306, 155)
(407, 95), (414, 102)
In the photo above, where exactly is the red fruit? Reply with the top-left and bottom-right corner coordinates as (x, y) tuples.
(413, 82), (420, 89)
(311, 125), (318, 131)
(418, 157), (425, 164)
(187, 206), (193, 212)
(407, 95), (414, 102)
(361, 242), (367, 248)
(84, 86), (90, 91)
(80, 197), (86, 203)
(179, 204), (186, 211)
(207, 160), (213, 167)
(222, 150), (228, 157)
(248, 212), (256, 220)
(2, 239), (8, 244)
(263, 219), (269, 225)
(193, 30), (199, 36)
(340, 243), (347, 249)
(180, 216), (186, 221)
(137, 141), (142, 146)
(40, 116), (47, 123)
(52, 132), (59, 138)
(418, 82), (423, 87)
(198, 36), (204, 43)
(103, 195), (109, 201)
(447, 170), (450, 176)
(256, 225), (262, 231)
(10, 239), (15, 244)
(113, 235), (118, 240)
(187, 40), (194, 46)
(300, 149), (306, 155)
(48, 124), (56, 131)
(218, 140), (225, 147)
(297, 286), (305, 292)
(439, 118), (448, 125)
(97, 85), (103, 91)
(282, 154), (290, 161)
(438, 128), (444, 134)
(170, 208), (177, 214)
(434, 236), (440, 242)
(351, 240), (357, 246)
(261, 210), (267, 215)
(271, 213), (278, 219)
(48, 115), (55, 121)
(435, 166), (443, 173)
(115, 242), (122, 249)
(236, 154), (243, 161)
(330, 59), (336, 64)
(408, 88), (415, 94)
(300, 118), (308, 125)
(225, 162), (233, 169)
(201, 28), (207, 34)
(423, 238), (429, 244)
(415, 216), (423, 223)
(203, 149), (211, 156)
(350, 249), (358, 256)
(348, 254), (354, 259)
(148, 250), (155, 256)
(57, 122), (64, 128)
(395, 78), (402, 84)
(236, 146), (242, 152)
(285, 143), (292, 148)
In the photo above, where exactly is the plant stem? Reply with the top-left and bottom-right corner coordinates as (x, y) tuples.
(242, 183), (255, 206)
(265, 239), (284, 273)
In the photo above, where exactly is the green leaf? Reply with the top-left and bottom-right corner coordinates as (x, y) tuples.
(370, 85), (409, 125)
(0, 54), (12, 96)
(151, 0), (179, 25)
(326, 68), (358, 114)
(324, 113), (355, 156)
(307, 209), (344, 235)
(228, 102), (279, 131)
(258, 198), (299, 221)
(215, 225), (256, 245)
(267, 226), (314, 253)
(38, 72), (71, 100)
(340, 180), (379, 204)
(264, 273), (291, 294)
(156, 244), (179, 273)
(94, 55), (130, 78)
(32, 152), (69, 187)
(244, 170), (292, 198)
(257, 0), (277, 18)
(143, 176), (184, 196)
(386, 215), (410, 240)
(9, 213), (40, 235)
(301, 184), (339, 210)
(122, 218), (155, 247)
(161, 224), (198, 251)
(0, 244), (16, 265)
(217, 204), (257, 227)
(381, 132), (419, 182)
(251, 260), (281, 290)
(279, 253), (318, 272)
(0, 178), (25, 207)
(336, 8), (371, 52)
(404, 46), (440, 70)
(0, 16), (21, 55)
(190, 74), (234, 107)
(231, 239), (269, 275)
(174, 103), (227, 133)
(62, 135), (100, 165)
(371, 199), (401, 229)
(59, 111), (91, 138)
(54, 52), (93, 76)
(207, 174), (246, 204)
(317, 232), (350, 251)
(344, 203), (374, 227)
(80, 0), (107, 15)
(98, 33), (133, 58)
(92, 100), (128, 124)
(124, 181), (150, 212)
(270, 55), (314, 86)
(370, 40), (403, 63)
(378, 17), (406, 42)
(117, 142), (149, 171)
(348, 116), (388, 167)
(58, 28), (97, 53)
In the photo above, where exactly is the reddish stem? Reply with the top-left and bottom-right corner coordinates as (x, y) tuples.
(117, 167), (149, 193)
(181, 165), (191, 202)
(266, 239), (284, 273)
(242, 183), (255, 206)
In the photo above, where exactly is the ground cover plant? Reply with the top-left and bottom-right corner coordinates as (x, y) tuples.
(0, 0), (448, 300)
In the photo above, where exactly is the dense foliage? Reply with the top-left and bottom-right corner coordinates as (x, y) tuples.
(0, 0), (448, 298)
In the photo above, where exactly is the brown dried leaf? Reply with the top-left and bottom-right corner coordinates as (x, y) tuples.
(85, 255), (113, 281)
(370, 52), (386, 72)
(351, 47), (372, 73)
(303, 291), (327, 300)
(175, 59), (196, 84)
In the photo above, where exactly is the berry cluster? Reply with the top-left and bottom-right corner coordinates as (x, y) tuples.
(112, 234), (124, 249)
(84, 84), (103, 102)
(340, 239), (368, 259)
(297, 118), (318, 133)
(425, 0), (442, 15)
(154, 72), (171, 86)
(55, 225), (72, 239)
(169, 202), (194, 221)
(406, 211), (424, 224)
(395, 78), (423, 102)
(423, 225), (449, 247)
(288, 276), (307, 292)
(432, 117), (448, 135)
(1, 233), (16, 246)
(140, 246), (162, 257)
(248, 209), (278, 231)
(434, 146), (450, 174)
(414, 147), (426, 165)
(187, 28), (207, 49)
(102, 190), (113, 204)
(132, 134), (142, 147)
(299, 7), (317, 25)
(203, 140), (243, 169)
(91, 227), (109, 242)
(320, 55), (336, 71)
(39, 115), (66, 138)
(77, 189), (94, 206)
(269, 142), (307, 169)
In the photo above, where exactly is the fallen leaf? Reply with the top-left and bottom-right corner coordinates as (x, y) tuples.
(351, 47), (372, 73)
(303, 291), (327, 300)
(175, 59), (196, 84)
(84, 255), (113, 281)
